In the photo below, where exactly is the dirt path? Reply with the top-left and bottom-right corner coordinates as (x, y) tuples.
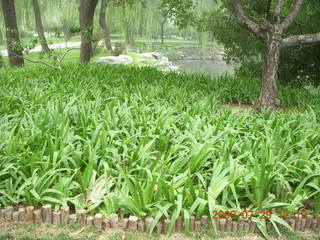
(0, 220), (318, 240)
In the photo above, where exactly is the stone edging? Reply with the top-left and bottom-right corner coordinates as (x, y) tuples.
(1, 205), (319, 235)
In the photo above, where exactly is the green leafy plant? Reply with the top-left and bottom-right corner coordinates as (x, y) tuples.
(0, 64), (320, 238)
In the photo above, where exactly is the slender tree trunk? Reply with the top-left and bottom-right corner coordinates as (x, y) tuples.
(255, 33), (282, 110)
(32, 0), (50, 52)
(0, 29), (3, 45)
(1, 0), (24, 66)
(124, 23), (134, 46)
(62, 23), (72, 42)
(160, 22), (164, 44)
(79, 0), (99, 63)
(0, 53), (3, 67)
(130, 33), (135, 46)
(99, 0), (112, 50)
(24, 0), (33, 30)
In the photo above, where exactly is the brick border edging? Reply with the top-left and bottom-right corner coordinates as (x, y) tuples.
(1, 205), (319, 234)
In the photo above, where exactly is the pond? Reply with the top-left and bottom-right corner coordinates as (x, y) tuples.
(173, 55), (235, 77)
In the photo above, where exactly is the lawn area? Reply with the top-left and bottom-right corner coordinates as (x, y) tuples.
(1, 49), (156, 66)
(0, 65), (320, 238)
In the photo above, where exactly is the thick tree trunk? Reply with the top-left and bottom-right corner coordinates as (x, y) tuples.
(1, 0), (24, 66)
(79, 0), (99, 63)
(255, 33), (282, 110)
(99, 0), (112, 50)
(32, 0), (50, 52)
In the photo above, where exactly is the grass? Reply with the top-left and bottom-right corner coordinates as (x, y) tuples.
(108, 232), (160, 240)
(1, 49), (104, 66)
(1, 49), (156, 66)
(0, 233), (77, 240)
(0, 64), (320, 239)
(0, 225), (316, 240)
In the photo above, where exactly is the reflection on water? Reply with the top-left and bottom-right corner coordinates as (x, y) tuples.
(173, 56), (234, 76)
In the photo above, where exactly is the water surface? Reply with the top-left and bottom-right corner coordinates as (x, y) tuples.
(173, 56), (234, 76)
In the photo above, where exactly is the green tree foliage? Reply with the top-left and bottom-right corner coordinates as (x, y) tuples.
(160, 0), (195, 28)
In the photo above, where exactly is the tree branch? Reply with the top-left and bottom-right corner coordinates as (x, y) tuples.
(231, 0), (264, 39)
(11, 52), (61, 70)
(282, 32), (320, 47)
(274, 0), (282, 25)
(11, 48), (80, 70)
(275, 0), (282, 16)
(281, 0), (304, 31)
(58, 48), (80, 64)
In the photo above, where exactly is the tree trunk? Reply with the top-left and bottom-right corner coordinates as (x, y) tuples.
(160, 22), (164, 44)
(24, 0), (33, 31)
(62, 23), (72, 42)
(1, 0), (24, 66)
(32, 0), (50, 52)
(79, 0), (99, 63)
(0, 53), (3, 68)
(255, 33), (281, 110)
(99, 0), (112, 50)
(0, 29), (3, 45)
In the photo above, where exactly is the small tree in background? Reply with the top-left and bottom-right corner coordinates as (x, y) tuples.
(99, 0), (112, 51)
(32, 0), (50, 53)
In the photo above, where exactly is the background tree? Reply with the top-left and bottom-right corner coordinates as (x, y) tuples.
(79, 0), (99, 63)
(43, 0), (79, 43)
(99, 0), (112, 50)
(0, 9), (4, 45)
(0, 29), (3, 45)
(1, 0), (24, 66)
(32, 0), (50, 52)
(110, 0), (146, 46)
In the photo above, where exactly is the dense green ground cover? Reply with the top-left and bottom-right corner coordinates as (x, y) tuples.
(0, 65), (320, 237)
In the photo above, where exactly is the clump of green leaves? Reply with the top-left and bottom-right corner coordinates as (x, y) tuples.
(0, 65), (319, 239)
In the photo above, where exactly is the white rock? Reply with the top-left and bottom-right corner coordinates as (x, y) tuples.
(138, 52), (165, 61)
(136, 59), (148, 64)
(97, 55), (133, 65)
(138, 53), (154, 59)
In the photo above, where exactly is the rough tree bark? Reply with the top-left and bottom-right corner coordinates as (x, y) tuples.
(79, 0), (99, 63)
(32, 0), (50, 52)
(1, 0), (24, 66)
(232, 0), (320, 111)
(99, 0), (112, 50)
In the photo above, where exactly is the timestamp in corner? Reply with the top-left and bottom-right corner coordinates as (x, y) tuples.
(212, 209), (309, 220)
